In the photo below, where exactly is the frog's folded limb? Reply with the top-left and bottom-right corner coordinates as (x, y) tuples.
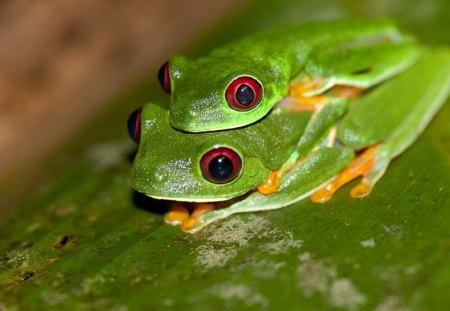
(311, 145), (378, 203)
(303, 41), (422, 96)
(313, 48), (450, 203)
(287, 81), (327, 111)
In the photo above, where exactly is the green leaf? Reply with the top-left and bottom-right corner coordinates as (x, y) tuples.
(1, 1), (450, 310)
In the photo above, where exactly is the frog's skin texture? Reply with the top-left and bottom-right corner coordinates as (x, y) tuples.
(130, 48), (450, 233)
(165, 19), (421, 133)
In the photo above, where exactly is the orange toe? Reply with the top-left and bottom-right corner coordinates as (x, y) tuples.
(164, 202), (190, 225)
(257, 170), (282, 195)
(350, 181), (373, 198)
(181, 217), (199, 232)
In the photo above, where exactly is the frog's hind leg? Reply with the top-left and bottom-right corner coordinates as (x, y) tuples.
(312, 49), (450, 202)
(303, 42), (422, 96)
(310, 145), (386, 202)
(284, 81), (361, 112)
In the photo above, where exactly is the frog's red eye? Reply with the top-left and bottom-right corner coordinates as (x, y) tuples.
(200, 147), (242, 183)
(158, 61), (171, 94)
(127, 107), (142, 143)
(225, 76), (262, 110)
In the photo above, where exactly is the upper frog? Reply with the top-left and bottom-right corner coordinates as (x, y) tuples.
(159, 19), (420, 132)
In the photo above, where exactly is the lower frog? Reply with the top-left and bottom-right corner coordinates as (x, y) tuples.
(128, 49), (450, 233)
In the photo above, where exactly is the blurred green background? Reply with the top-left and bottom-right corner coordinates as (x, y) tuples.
(1, 0), (449, 310)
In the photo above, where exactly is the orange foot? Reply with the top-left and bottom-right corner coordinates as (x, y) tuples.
(311, 145), (378, 203)
(257, 170), (282, 195)
(164, 202), (190, 225)
(180, 203), (215, 232)
(286, 81), (327, 112)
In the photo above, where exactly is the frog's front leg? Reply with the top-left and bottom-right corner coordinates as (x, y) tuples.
(258, 97), (349, 194)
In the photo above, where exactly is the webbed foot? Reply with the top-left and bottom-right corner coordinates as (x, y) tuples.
(311, 145), (378, 202)
(164, 202), (190, 225)
(165, 203), (213, 233)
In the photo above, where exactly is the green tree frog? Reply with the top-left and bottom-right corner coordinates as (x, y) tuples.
(158, 19), (421, 133)
(130, 49), (450, 233)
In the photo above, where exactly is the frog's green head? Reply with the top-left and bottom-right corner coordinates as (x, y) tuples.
(128, 103), (308, 202)
(158, 54), (290, 132)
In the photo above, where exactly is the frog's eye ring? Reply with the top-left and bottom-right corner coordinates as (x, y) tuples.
(225, 76), (262, 111)
(158, 61), (171, 94)
(200, 147), (242, 184)
(127, 107), (142, 143)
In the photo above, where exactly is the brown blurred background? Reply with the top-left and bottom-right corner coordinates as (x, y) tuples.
(0, 0), (243, 191)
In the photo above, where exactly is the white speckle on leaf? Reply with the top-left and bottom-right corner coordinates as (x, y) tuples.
(78, 274), (114, 295)
(360, 238), (375, 248)
(195, 246), (237, 269)
(297, 253), (367, 310)
(383, 224), (404, 238)
(374, 296), (411, 311)
(194, 215), (304, 271)
(193, 215), (268, 270)
(230, 257), (286, 279)
(209, 283), (269, 308)
(203, 215), (269, 247)
(41, 291), (68, 306)
(404, 264), (421, 275)
(163, 298), (174, 307)
(259, 231), (303, 255)
(297, 252), (336, 296)
(329, 278), (367, 310)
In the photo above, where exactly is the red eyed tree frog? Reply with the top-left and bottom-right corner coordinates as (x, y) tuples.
(129, 48), (450, 233)
(158, 19), (421, 133)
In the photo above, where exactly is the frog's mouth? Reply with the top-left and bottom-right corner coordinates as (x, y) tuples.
(173, 193), (251, 209)
(143, 187), (256, 203)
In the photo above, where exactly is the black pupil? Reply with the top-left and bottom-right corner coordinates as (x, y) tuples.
(235, 84), (254, 106)
(209, 155), (233, 180)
